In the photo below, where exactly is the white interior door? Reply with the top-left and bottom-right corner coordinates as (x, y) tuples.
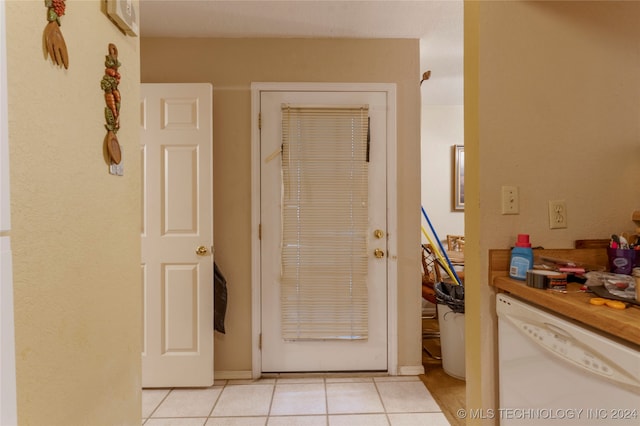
(141, 83), (214, 387)
(260, 90), (388, 372)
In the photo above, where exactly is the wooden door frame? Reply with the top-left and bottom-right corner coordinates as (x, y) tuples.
(1, 1), (18, 422)
(250, 82), (398, 378)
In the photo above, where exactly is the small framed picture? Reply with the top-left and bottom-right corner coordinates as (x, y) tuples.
(453, 145), (464, 211)
(106, 0), (138, 36)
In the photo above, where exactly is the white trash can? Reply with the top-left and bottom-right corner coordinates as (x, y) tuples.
(438, 303), (466, 380)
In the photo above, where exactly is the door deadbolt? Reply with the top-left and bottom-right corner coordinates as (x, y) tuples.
(373, 248), (385, 258)
(373, 229), (385, 239)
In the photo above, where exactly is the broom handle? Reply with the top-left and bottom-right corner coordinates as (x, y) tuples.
(421, 206), (463, 286)
(421, 226), (458, 284)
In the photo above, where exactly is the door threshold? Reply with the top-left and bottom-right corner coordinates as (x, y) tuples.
(261, 371), (389, 379)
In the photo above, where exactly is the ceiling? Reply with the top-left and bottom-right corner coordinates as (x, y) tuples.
(138, 1), (463, 105)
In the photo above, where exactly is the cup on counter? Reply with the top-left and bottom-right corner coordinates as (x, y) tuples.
(607, 247), (636, 275)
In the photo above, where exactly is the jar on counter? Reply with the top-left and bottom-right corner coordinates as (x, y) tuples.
(632, 268), (640, 302)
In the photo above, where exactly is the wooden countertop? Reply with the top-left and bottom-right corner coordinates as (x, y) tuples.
(490, 249), (640, 347)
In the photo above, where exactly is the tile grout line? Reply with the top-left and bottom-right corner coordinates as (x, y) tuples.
(145, 388), (174, 422)
(323, 378), (330, 426)
(265, 377), (278, 423)
(206, 380), (225, 419)
(372, 378), (393, 425)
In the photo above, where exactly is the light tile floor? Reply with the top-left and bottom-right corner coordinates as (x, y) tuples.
(142, 375), (451, 426)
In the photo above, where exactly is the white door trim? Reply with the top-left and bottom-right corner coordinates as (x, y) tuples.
(250, 82), (398, 378)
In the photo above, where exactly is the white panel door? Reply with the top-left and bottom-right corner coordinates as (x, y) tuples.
(260, 90), (388, 372)
(141, 83), (214, 387)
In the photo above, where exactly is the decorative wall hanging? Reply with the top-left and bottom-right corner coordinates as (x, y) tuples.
(101, 43), (123, 176)
(106, 0), (139, 36)
(43, 0), (69, 69)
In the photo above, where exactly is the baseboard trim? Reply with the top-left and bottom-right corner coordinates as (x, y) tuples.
(397, 365), (425, 376)
(214, 370), (254, 380)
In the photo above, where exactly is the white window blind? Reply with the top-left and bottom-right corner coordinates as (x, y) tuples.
(280, 104), (370, 341)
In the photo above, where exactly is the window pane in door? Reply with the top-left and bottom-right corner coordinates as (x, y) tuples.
(280, 105), (370, 341)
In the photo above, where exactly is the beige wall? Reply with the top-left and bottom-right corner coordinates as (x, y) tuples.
(465, 1), (640, 423)
(421, 105), (465, 239)
(140, 38), (423, 374)
(6, 1), (141, 425)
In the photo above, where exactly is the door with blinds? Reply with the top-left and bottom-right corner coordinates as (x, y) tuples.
(260, 90), (388, 372)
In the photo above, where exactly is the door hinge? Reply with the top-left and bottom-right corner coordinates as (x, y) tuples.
(258, 223), (262, 240)
(259, 333), (262, 350)
(258, 112), (262, 130)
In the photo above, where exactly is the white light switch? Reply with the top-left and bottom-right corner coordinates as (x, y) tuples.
(501, 186), (519, 215)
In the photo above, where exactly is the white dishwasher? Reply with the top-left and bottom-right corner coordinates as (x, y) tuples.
(497, 293), (640, 425)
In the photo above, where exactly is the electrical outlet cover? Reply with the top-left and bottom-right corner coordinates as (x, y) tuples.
(548, 200), (567, 229)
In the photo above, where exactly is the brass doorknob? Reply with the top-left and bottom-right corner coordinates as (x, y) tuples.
(373, 248), (385, 258)
(195, 246), (209, 256)
(373, 229), (385, 239)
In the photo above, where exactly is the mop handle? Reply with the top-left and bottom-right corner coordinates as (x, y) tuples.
(421, 226), (458, 284)
(421, 206), (462, 286)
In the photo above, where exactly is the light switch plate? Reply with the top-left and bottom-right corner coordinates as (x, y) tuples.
(501, 186), (519, 215)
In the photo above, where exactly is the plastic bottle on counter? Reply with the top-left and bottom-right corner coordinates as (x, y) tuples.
(509, 234), (534, 281)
